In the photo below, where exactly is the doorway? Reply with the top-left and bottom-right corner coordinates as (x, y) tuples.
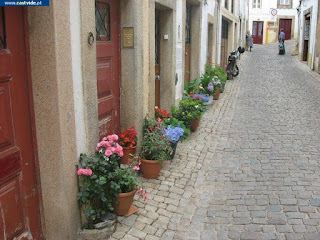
(0, 7), (42, 239)
(95, 0), (121, 138)
(185, 4), (192, 83)
(207, 23), (214, 62)
(155, 9), (161, 107)
(221, 18), (229, 66)
(279, 19), (292, 40)
(303, 15), (310, 62)
(252, 21), (263, 44)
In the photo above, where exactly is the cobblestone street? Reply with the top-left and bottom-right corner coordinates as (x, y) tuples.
(111, 41), (320, 240)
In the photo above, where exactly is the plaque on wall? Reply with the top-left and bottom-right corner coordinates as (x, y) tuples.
(123, 27), (134, 48)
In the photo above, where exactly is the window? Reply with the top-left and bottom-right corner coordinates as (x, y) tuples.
(225, 0), (228, 9)
(185, 5), (191, 44)
(0, 8), (6, 49)
(280, 0), (290, 5)
(278, 0), (292, 8)
(231, 0), (234, 13)
(95, 0), (111, 41)
(252, 0), (261, 8)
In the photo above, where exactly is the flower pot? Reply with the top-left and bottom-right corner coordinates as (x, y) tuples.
(213, 90), (220, 100)
(121, 146), (137, 164)
(190, 119), (200, 132)
(113, 189), (136, 216)
(170, 141), (178, 160)
(78, 219), (116, 240)
(140, 158), (163, 179)
(220, 84), (225, 93)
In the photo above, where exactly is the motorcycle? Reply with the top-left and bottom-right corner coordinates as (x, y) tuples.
(227, 47), (245, 80)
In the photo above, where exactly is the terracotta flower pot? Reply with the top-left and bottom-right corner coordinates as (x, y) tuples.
(190, 119), (200, 132)
(140, 159), (162, 179)
(121, 146), (137, 164)
(113, 189), (136, 216)
(213, 90), (220, 100)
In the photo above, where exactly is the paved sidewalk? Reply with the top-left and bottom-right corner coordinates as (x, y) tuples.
(111, 41), (320, 240)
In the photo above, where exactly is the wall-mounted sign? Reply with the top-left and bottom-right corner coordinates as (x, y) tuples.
(123, 27), (134, 48)
(271, 8), (277, 16)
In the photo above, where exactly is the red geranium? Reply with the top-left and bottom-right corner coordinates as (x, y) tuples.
(155, 108), (171, 120)
(119, 127), (138, 148)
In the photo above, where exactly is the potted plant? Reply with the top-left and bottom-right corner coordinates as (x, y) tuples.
(155, 107), (171, 120)
(110, 163), (147, 216)
(119, 127), (138, 164)
(77, 135), (147, 233)
(164, 124), (184, 159)
(212, 77), (222, 100)
(162, 117), (190, 141)
(172, 98), (206, 131)
(139, 118), (172, 179)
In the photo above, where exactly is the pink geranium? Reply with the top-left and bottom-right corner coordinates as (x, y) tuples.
(77, 168), (93, 176)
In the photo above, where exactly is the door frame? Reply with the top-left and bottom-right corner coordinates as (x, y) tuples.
(278, 17), (294, 40)
(22, 8), (45, 233)
(252, 21), (264, 44)
(96, 0), (122, 137)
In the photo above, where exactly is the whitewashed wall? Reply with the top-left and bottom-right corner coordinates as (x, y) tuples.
(298, 0), (318, 69)
(248, 0), (300, 44)
(200, 0), (216, 74)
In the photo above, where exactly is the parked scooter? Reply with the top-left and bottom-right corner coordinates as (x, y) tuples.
(227, 47), (245, 80)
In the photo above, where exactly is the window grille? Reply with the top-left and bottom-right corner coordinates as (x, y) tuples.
(95, 1), (111, 41)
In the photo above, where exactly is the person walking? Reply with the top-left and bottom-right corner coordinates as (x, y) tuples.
(246, 30), (253, 52)
(279, 29), (286, 54)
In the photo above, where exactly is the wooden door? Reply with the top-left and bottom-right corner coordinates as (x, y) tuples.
(185, 5), (191, 83)
(0, 7), (42, 239)
(96, 0), (121, 139)
(155, 10), (160, 107)
(252, 21), (263, 44)
(221, 19), (229, 66)
(279, 19), (292, 40)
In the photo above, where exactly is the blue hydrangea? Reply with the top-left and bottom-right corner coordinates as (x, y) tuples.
(192, 94), (209, 102)
(164, 125), (184, 143)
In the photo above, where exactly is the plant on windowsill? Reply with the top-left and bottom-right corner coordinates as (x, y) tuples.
(139, 118), (173, 179)
(119, 127), (138, 164)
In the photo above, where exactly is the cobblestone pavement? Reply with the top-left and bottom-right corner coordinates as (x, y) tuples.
(111, 41), (320, 240)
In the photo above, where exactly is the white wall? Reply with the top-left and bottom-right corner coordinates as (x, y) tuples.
(200, 0), (216, 74)
(248, 0), (299, 44)
(70, 0), (87, 155)
(298, 0), (318, 68)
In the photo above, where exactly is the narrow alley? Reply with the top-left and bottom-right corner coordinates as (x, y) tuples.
(111, 41), (320, 240)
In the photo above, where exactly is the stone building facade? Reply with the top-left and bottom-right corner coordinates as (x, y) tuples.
(0, 0), (247, 239)
(248, 0), (299, 45)
(297, 0), (318, 69)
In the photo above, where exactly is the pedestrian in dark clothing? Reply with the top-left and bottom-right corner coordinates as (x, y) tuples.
(279, 29), (286, 54)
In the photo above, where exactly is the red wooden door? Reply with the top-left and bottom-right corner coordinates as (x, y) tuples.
(0, 7), (42, 239)
(96, 0), (121, 139)
(279, 19), (292, 40)
(252, 21), (263, 44)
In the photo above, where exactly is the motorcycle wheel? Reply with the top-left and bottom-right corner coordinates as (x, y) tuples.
(232, 65), (239, 77)
(227, 64), (233, 80)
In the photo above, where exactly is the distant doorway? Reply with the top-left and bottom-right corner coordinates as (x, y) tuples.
(221, 18), (229, 66)
(303, 15), (310, 62)
(185, 4), (192, 83)
(252, 21), (263, 44)
(279, 19), (292, 40)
